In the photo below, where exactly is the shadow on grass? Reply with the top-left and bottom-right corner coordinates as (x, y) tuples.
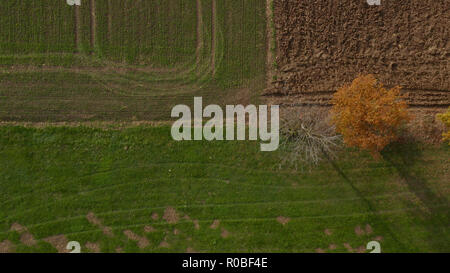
(323, 151), (409, 252)
(382, 142), (450, 252)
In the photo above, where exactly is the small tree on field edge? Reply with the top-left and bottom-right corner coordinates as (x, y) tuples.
(331, 74), (410, 158)
(437, 107), (450, 145)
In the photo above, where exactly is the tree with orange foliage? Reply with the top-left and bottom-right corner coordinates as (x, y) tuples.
(331, 75), (410, 157)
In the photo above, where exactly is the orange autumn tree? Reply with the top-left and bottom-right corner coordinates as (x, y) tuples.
(331, 74), (410, 157)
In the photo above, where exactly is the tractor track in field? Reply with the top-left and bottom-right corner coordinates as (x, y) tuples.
(211, 0), (217, 76)
(266, 0), (275, 90)
(195, 0), (204, 67)
(265, 89), (450, 110)
(107, 0), (112, 43)
(0, 0), (217, 98)
(73, 6), (81, 52)
(2, 203), (448, 239)
(89, 0), (97, 50)
(3, 169), (447, 219)
(2, 0), (218, 83)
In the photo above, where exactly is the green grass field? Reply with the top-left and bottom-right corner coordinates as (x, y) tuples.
(0, 126), (448, 253)
(0, 0), (448, 253)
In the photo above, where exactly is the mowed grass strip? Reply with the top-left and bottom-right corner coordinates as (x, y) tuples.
(0, 126), (448, 253)
(0, 70), (230, 121)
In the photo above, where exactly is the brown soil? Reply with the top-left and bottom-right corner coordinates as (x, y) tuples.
(221, 228), (230, 238)
(85, 242), (101, 253)
(230, 87), (253, 106)
(159, 241), (170, 248)
(210, 220), (220, 229)
(276, 216), (290, 225)
(374, 236), (384, 241)
(86, 212), (102, 226)
(365, 224), (373, 234)
(343, 243), (354, 253)
(315, 248), (325, 253)
(44, 235), (69, 253)
(355, 225), (365, 236)
(186, 247), (196, 253)
(144, 225), (156, 233)
(151, 212), (160, 221)
(20, 233), (37, 247)
(324, 229), (333, 236)
(10, 223), (37, 247)
(123, 230), (149, 249)
(356, 245), (367, 253)
(267, 0), (449, 110)
(328, 244), (337, 250)
(10, 223), (27, 233)
(102, 227), (113, 237)
(0, 240), (14, 253)
(162, 207), (179, 224)
(193, 220), (200, 230)
(86, 212), (113, 237)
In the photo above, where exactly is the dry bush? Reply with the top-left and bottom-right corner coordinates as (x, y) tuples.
(331, 74), (410, 158)
(279, 107), (341, 169)
(401, 109), (446, 144)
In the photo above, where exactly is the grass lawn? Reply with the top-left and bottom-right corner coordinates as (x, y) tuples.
(0, 126), (448, 253)
(0, 0), (448, 254)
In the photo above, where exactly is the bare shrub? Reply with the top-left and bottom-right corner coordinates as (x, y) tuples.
(279, 107), (341, 169)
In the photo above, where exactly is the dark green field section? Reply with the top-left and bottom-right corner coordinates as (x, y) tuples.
(0, 0), (75, 54)
(0, 0), (267, 122)
(0, 127), (448, 252)
(0, 0), (198, 66)
(89, 0), (198, 66)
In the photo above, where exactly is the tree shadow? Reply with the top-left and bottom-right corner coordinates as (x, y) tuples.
(382, 142), (450, 252)
(323, 151), (409, 251)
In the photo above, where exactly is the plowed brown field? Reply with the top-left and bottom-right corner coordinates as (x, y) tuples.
(266, 0), (449, 110)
